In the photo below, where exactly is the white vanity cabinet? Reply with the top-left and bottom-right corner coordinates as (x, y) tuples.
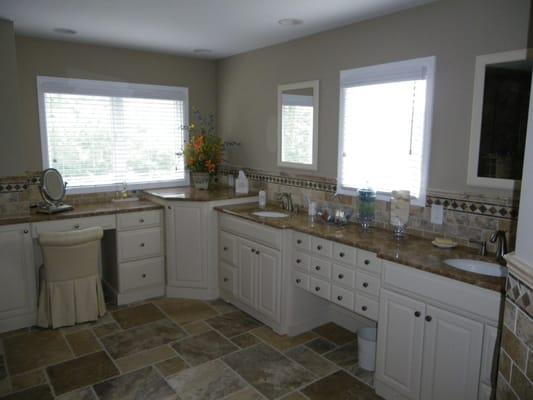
(375, 261), (501, 400)
(219, 214), (283, 328)
(0, 223), (36, 333)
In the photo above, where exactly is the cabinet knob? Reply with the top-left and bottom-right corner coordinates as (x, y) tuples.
(315, 266), (321, 271)
(74, 224), (80, 229)
(297, 239), (302, 244)
(363, 282), (369, 288)
(364, 259), (370, 265)
(414, 311), (421, 317)
(315, 286), (320, 292)
(338, 274), (344, 279)
(317, 245), (322, 250)
(339, 252), (345, 258)
(23, 229), (29, 234)
(362, 305), (368, 311)
(223, 246), (228, 251)
(296, 259), (301, 264)
(167, 206), (171, 209)
(337, 295), (343, 301)
(139, 218), (144, 223)
(251, 248), (255, 253)
(425, 315), (432, 322)
(256, 251), (260, 255)
(140, 243), (145, 247)
(296, 278), (301, 284)
(142, 274), (146, 278)
(223, 277), (228, 282)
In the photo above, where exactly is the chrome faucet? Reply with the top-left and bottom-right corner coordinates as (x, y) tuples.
(489, 230), (508, 266)
(278, 192), (295, 212)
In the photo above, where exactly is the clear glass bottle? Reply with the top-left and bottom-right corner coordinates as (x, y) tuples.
(358, 187), (376, 231)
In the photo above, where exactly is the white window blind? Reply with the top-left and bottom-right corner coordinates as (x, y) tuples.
(37, 76), (188, 193)
(337, 57), (435, 205)
(281, 94), (314, 165)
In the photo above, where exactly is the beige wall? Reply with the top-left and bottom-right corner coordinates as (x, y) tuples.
(216, 0), (530, 196)
(0, 19), (25, 176)
(15, 36), (217, 172)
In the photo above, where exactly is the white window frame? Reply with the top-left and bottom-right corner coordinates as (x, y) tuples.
(37, 76), (189, 194)
(336, 56), (436, 206)
(277, 80), (319, 170)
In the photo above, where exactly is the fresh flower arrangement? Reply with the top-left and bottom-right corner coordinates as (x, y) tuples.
(181, 108), (223, 175)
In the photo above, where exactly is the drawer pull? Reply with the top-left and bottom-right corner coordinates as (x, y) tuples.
(297, 239), (302, 244)
(139, 218), (145, 223)
(414, 311), (421, 317)
(362, 282), (369, 288)
(167, 206), (171, 210)
(364, 259), (370, 265)
(315, 286), (320, 292)
(23, 229), (29, 234)
(362, 305), (368, 311)
(338, 274), (344, 279)
(317, 245), (322, 250)
(223, 277), (229, 282)
(296, 278), (301, 284)
(339, 252), (345, 258)
(296, 259), (301, 264)
(256, 251), (260, 255)
(337, 295), (343, 301)
(140, 243), (145, 247)
(142, 274), (147, 278)
(425, 315), (432, 322)
(315, 266), (321, 271)
(251, 248), (255, 253)
(74, 224), (80, 229)
(223, 246), (228, 251)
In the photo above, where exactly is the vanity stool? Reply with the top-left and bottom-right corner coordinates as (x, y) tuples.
(37, 226), (107, 328)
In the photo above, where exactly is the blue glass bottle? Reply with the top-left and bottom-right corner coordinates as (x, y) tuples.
(358, 188), (376, 231)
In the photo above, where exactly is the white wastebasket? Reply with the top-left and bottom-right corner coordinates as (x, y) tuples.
(357, 327), (377, 371)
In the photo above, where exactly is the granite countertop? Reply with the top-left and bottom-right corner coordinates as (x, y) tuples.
(216, 203), (505, 293)
(143, 186), (258, 202)
(0, 200), (162, 226)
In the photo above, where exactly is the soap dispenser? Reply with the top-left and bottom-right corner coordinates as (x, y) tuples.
(235, 170), (249, 194)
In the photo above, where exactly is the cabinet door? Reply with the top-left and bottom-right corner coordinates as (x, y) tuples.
(420, 305), (483, 400)
(255, 244), (281, 322)
(0, 225), (36, 319)
(166, 205), (207, 288)
(376, 289), (425, 400)
(236, 238), (256, 308)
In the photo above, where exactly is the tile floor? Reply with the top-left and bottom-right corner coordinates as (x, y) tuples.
(0, 298), (380, 400)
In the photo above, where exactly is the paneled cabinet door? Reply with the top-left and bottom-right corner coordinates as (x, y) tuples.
(376, 289), (425, 400)
(255, 243), (281, 322)
(166, 205), (206, 288)
(236, 239), (256, 308)
(0, 225), (36, 319)
(420, 305), (484, 400)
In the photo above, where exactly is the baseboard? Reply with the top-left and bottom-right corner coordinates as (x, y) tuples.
(166, 286), (219, 300)
(116, 285), (165, 305)
(374, 378), (410, 400)
(0, 312), (36, 334)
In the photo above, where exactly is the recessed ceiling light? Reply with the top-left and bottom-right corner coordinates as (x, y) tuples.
(53, 28), (77, 35)
(278, 18), (304, 26)
(193, 49), (212, 55)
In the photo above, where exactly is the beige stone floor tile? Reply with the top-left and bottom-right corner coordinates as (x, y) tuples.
(225, 386), (264, 400)
(153, 298), (218, 324)
(115, 345), (177, 373)
(56, 387), (97, 400)
(280, 392), (307, 400)
(1, 384), (54, 400)
(182, 320), (211, 335)
(111, 303), (166, 329)
(285, 346), (339, 377)
(155, 355), (189, 377)
(92, 322), (121, 338)
(231, 333), (260, 348)
(301, 370), (380, 400)
(10, 369), (46, 392)
(65, 330), (101, 356)
(312, 323), (356, 346)
(251, 326), (317, 352)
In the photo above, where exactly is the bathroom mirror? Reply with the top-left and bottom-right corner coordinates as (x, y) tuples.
(468, 49), (533, 189)
(277, 80), (319, 170)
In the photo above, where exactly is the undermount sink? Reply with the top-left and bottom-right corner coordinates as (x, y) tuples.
(252, 211), (289, 218)
(444, 259), (507, 277)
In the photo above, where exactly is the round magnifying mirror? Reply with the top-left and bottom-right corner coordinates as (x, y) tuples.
(41, 168), (66, 204)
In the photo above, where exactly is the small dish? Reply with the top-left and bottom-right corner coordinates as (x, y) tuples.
(432, 239), (457, 249)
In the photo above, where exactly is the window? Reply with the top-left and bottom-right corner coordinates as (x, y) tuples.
(37, 76), (188, 193)
(277, 81), (318, 170)
(337, 57), (435, 206)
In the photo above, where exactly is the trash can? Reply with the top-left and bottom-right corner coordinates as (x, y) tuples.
(357, 327), (377, 371)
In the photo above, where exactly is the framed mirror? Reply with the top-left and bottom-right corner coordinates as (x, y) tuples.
(277, 80), (319, 170)
(468, 49), (533, 189)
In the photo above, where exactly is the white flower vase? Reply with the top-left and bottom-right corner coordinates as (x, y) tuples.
(191, 172), (210, 190)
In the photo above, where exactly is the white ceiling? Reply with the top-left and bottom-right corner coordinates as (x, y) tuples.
(0, 0), (434, 59)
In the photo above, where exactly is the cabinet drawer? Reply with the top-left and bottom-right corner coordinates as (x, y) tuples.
(293, 270), (309, 290)
(309, 257), (331, 279)
(219, 262), (237, 295)
(355, 293), (379, 321)
(32, 215), (115, 237)
(311, 236), (332, 257)
(333, 243), (356, 265)
(219, 214), (281, 250)
(332, 264), (355, 288)
(357, 249), (382, 274)
(119, 257), (163, 291)
(332, 285), (354, 310)
(292, 251), (310, 271)
(309, 276), (331, 300)
(293, 232), (310, 251)
(220, 231), (236, 265)
(117, 210), (161, 230)
(118, 227), (162, 262)
(355, 270), (380, 296)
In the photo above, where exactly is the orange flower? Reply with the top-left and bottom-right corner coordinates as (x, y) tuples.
(205, 160), (216, 173)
